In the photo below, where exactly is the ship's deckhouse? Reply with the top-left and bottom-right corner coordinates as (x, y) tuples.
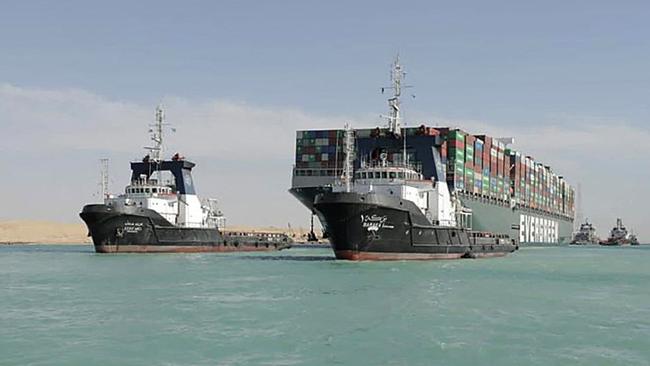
(339, 163), (457, 227)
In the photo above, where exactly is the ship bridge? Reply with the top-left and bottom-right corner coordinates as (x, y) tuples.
(354, 162), (424, 183)
(130, 156), (196, 195)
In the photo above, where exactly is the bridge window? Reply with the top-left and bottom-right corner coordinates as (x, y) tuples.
(381, 171), (387, 179)
(145, 188), (150, 193)
(361, 172), (367, 179)
(398, 172), (405, 179)
(389, 172), (396, 179)
(152, 188), (158, 193)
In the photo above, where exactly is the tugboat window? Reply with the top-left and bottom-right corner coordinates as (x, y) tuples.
(381, 171), (388, 179)
(152, 188), (157, 193)
(389, 172), (396, 179)
(398, 172), (405, 179)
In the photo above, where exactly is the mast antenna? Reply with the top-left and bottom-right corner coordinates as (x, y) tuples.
(145, 105), (166, 162)
(382, 55), (411, 136)
(341, 123), (355, 193)
(99, 158), (109, 202)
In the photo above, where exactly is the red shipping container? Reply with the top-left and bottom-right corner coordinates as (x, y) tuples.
(497, 154), (504, 178)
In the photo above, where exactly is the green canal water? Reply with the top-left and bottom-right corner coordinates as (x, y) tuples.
(1, 245), (649, 366)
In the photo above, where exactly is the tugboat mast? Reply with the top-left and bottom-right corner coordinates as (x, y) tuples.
(341, 122), (355, 193)
(99, 158), (109, 201)
(146, 106), (165, 162)
(385, 55), (406, 137)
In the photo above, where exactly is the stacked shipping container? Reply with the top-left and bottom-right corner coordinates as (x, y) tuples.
(294, 127), (575, 219)
(295, 130), (344, 173)
(446, 128), (574, 218)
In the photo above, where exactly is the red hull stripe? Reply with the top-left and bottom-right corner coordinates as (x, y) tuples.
(336, 250), (461, 260)
(334, 250), (509, 261)
(95, 245), (286, 253)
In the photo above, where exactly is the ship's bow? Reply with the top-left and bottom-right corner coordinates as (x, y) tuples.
(314, 192), (413, 260)
(79, 204), (161, 252)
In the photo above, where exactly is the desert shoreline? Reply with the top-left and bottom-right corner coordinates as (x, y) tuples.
(0, 220), (315, 246)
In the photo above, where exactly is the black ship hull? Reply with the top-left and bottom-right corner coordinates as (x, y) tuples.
(599, 239), (638, 247)
(80, 204), (291, 253)
(314, 192), (517, 260)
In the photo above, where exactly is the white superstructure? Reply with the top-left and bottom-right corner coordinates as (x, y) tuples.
(333, 162), (457, 227)
(103, 107), (224, 229)
(333, 128), (457, 227)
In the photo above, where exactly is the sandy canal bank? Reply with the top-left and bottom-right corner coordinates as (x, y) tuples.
(0, 220), (90, 244)
(0, 220), (317, 245)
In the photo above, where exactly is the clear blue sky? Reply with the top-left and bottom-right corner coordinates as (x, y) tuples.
(1, 0), (649, 237)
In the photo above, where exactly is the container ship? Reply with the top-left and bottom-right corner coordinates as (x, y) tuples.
(290, 57), (575, 247)
(80, 107), (292, 253)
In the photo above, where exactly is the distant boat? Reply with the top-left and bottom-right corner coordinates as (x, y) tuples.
(570, 219), (599, 245)
(599, 218), (639, 246)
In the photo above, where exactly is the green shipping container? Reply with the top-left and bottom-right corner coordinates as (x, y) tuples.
(449, 130), (465, 141)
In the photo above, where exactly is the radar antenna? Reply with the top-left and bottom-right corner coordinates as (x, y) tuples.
(341, 122), (355, 193)
(145, 106), (168, 162)
(381, 55), (411, 136)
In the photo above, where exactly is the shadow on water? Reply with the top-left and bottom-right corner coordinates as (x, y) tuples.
(235, 255), (336, 262)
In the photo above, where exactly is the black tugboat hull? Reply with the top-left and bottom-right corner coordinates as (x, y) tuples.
(314, 192), (517, 261)
(80, 204), (291, 253)
(599, 240), (638, 247)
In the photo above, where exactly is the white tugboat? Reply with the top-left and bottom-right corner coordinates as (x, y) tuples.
(570, 219), (600, 245)
(80, 107), (292, 253)
(600, 218), (639, 246)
